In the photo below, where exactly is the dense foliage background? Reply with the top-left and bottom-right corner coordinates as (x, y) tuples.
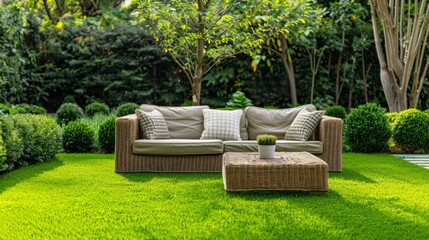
(1, 0), (428, 112)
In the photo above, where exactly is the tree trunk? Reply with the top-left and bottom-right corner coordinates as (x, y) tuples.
(335, 54), (342, 105)
(191, 0), (205, 106)
(279, 34), (298, 105)
(191, 77), (202, 106)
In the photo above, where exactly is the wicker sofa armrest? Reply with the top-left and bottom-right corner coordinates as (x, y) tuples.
(115, 114), (140, 171)
(314, 116), (343, 171)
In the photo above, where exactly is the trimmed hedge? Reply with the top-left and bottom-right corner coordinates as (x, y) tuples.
(14, 114), (62, 164)
(116, 103), (139, 117)
(392, 109), (429, 153)
(62, 121), (94, 153)
(325, 106), (347, 119)
(344, 103), (391, 153)
(85, 102), (110, 117)
(98, 117), (116, 153)
(56, 103), (84, 126)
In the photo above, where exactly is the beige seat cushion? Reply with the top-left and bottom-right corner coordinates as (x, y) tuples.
(223, 140), (323, 154)
(245, 105), (317, 140)
(133, 139), (224, 155)
(140, 104), (209, 139)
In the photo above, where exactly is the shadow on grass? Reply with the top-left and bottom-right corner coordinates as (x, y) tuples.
(329, 167), (377, 183)
(0, 156), (63, 194)
(119, 172), (221, 183)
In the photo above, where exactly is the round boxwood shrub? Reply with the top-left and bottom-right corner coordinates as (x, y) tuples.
(392, 109), (429, 153)
(344, 103), (391, 153)
(85, 102), (110, 117)
(325, 105), (347, 120)
(56, 103), (84, 126)
(0, 115), (24, 171)
(15, 104), (47, 115)
(98, 117), (116, 153)
(116, 102), (139, 117)
(63, 121), (94, 153)
(14, 114), (62, 164)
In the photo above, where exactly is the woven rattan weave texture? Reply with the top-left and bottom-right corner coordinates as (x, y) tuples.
(223, 152), (329, 192)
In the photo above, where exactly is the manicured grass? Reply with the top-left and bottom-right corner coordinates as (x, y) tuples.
(0, 153), (428, 239)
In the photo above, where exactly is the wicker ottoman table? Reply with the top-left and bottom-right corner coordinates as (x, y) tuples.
(222, 152), (329, 193)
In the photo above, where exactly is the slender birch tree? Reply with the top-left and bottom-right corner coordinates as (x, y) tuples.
(139, 0), (266, 105)
(369, 1), (429, 112)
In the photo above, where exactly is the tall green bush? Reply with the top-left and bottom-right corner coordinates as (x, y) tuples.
(392, 109), (429, 153)
(14, 114), (62, 164)
(98, 117), (116, 153)
(0, 5), (26, 103)
(344, 103), (391, 153)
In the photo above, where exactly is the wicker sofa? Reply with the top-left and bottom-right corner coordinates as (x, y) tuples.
(115, 104), (343, 173)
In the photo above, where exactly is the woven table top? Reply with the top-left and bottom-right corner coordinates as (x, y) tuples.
(223, 152), (327, 167)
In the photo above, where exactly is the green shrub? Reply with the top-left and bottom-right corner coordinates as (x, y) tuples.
(0, 115), (24, 171)
(0, 103), (17, 115)
(325, 106), (347, 120)
(392, 109), (429, 153)
(98, 117), (116, 153)
(226, 91), (253, 109)
(63, 121), (94, 153)
(81, 113), (113, 150)
(386, 112), (400, 128)
(56, 103), (84, 126)
(85, 102), (110, 117)
(63, 95), (76, 103)
(116, 103), (139, 117)
(15, 104), (47, 115)
(344, 103), (391, 153)
(0, 125), (6, 171)
(256, 134), (277, 145)
(14, 114), (62, 164)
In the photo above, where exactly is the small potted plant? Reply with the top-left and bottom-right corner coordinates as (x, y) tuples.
(256, 134), (277, 159)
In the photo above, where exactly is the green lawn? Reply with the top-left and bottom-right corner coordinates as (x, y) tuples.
(0, 153), (428, 239)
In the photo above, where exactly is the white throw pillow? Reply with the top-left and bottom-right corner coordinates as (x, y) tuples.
(284, 110), (324, 141)
(200, 109), (242, 141)
(135, 109), (170, 139)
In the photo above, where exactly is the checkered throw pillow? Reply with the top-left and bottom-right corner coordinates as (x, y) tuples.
(135, 109), (170, 139)
(200, 109), (242, 141)
(284, 110), (324, 141)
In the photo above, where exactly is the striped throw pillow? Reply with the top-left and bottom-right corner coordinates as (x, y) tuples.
(135, 109), (170, 139)
(284, 110), (324, 141)
(200, 109), (242, 141)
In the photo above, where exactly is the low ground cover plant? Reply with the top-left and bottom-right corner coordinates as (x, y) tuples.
(344, 103), (391, 153)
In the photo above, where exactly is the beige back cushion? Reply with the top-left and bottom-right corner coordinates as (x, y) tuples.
(139, 104), (209, 139)
(245, 104), (317, 140)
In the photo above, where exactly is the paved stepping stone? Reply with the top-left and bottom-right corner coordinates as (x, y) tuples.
(394, 154), (429, 170)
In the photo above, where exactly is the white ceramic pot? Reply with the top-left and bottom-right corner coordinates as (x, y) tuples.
(258, 145), (276, 159)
